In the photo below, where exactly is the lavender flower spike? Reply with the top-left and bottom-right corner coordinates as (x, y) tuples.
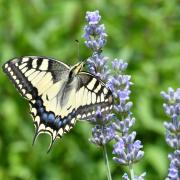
(83, 10), (107, 51)
(83, 10), (114, 180)
(161, 87), (180, 179)
(109, 58), (145, 179)
(84, 10), (145, 179)
(83, 10), (109, 81)
(83, 10), (114, 147)
(168, 150), (180, 179)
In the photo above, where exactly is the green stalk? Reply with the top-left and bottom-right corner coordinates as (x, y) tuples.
(129, 164), (135, 180)
(102, 144), (112, 180)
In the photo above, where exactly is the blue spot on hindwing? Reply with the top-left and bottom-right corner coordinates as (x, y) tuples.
(62, 118), (67, 126)
(48, 113), (55, 123)
(36, 99), (42, 107)
(68, 114), (72, 120)
(38, 107), (44, 115)
(58, 120), (62, 128)
(42, 113), (48, 122)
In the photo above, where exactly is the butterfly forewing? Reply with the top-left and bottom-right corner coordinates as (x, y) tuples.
(3, 56), (113, 151)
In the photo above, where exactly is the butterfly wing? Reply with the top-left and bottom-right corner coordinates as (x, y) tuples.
(3, 57), (113, 151)
(2, 56), (73, 149)
(74, 72), (113, 120)
(2, 56), (70, 98)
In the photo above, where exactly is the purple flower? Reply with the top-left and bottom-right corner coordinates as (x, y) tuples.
(90, 124), (115, 146)
(168, 150), (180, 179)
(87, 53), (110, 81)
(122, 172), (146, 180)
(83, 10), (145, 179)
(112, 59), (128, 72)
(83, 10), (107, 51)
(113, 116), (135, 134)
(83, 11), (114, 146)
(113, 133), (144, 165)
(110, 58), (145, 178)
(161, 87), (180, 179)
(161, 87), (180, 118)
(85, 11), (101, 25)
(107, 73), (132, 100)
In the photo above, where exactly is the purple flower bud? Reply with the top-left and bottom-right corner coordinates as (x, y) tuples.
(113, 135), (144, 165)
(85, 11), (101, 25)
(122, 172), (146, 180)
(90, 124), (115, 146)
(113, 157), (127, 165)
(83, 11), (107, 51)
(122, 173), (130, 180)
(126, 132), (136, 144)
(167, 150), (180, 179)
(161, 87), (180, 179)
(112, 59), (128, 71)
(114, 116), (135, 134)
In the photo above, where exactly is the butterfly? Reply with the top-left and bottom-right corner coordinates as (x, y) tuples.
(2, 56), (113, 152)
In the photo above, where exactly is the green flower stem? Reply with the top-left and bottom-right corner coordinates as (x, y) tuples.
(103, 144), (112, 180)
(129, 164), (135, 180)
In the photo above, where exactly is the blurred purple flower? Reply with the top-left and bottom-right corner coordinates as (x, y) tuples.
(168, 150), (180, 179)
(161, 87), (180, 179)
(161, 87), (180, 118)
(85, 11), (101, 25)
(122, 172), (146, 180)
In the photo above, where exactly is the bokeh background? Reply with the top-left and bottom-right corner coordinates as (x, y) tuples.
(0, 1), (179, 180)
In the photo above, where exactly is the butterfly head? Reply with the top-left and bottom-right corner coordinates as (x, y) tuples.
(70, 61), (85, 76)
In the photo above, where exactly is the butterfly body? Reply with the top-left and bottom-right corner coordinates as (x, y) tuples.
(3, 56), (113, 151)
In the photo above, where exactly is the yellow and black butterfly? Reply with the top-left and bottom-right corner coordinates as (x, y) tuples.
(2, 56), (113, 151)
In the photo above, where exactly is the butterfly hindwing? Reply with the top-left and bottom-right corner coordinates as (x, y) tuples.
(75, 72), (113, 120)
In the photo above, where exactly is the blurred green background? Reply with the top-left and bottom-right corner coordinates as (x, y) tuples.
(0, 0), (179, 179)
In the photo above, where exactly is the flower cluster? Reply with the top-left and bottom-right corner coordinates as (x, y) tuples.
(83, 10), (107, 52)
(83, 11), (109, 81)
(83, 10), (145, 179)
(107, 59), (132, 111)
(161, 87), (180, 179)
(83, 10), (115, 146)
(87, 53), (110, 81)
(108, 59), (145, 179)
(168, 150), (180, 179)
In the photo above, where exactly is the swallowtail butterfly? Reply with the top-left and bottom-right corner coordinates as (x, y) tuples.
(2, 56), (113, 151)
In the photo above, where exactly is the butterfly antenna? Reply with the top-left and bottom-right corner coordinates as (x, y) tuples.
(75, 39), (87, 65)
(75, 39), (80, 61)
